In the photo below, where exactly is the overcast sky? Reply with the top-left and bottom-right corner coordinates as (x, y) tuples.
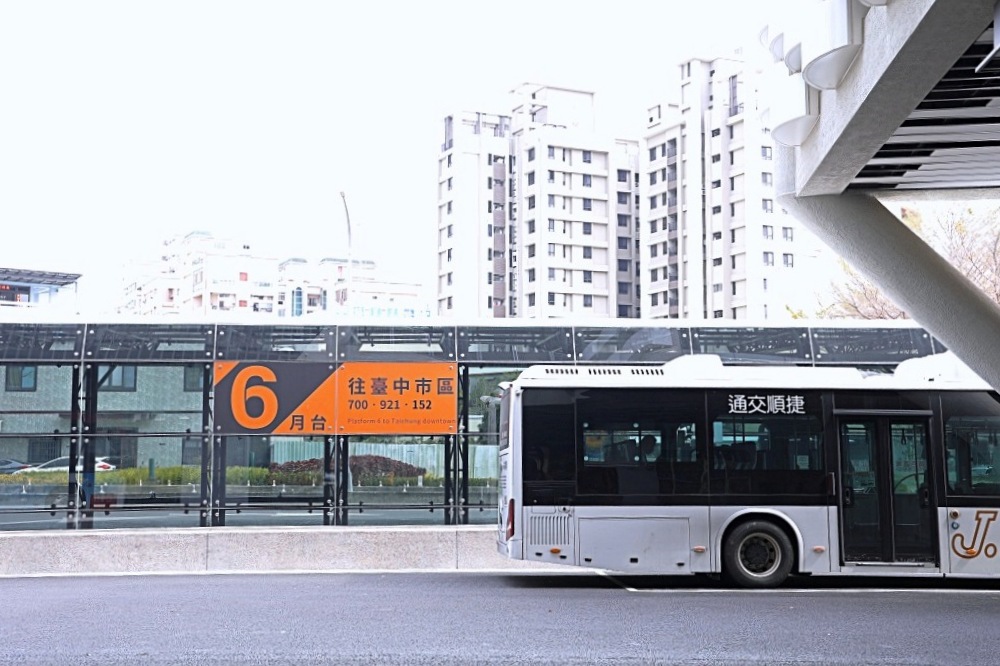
(0, 1), (797, 310)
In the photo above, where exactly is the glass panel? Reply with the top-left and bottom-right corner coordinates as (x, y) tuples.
(93, 365), (204, 435)
(220, 435), (329, 526)
(0, 324), (83, 361)
(691, 327), (809, 364)
(457, 326), (573, 363)
(346, 436), (447, 525)
(890, 422), (932, 560)
(809, 327), (933, 365)
(574, 326), (690, 363)
(0, 436), (75, 530)
(941, 392), (1000, 497)
(84, 324), (214, 361)
(337, 326), (455, 362)
(0, 365), (76, 434)
(841, 421), (881, 561)
(78, 435), (205, 529)
(215, 325), (333, 361)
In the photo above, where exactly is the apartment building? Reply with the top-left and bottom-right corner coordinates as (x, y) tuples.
(641, 56), (836, 320)
(121, 232), (429, 320)
(436, 84), (641, 319)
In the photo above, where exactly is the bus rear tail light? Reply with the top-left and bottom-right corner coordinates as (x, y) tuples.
(505, 499), (515, 540)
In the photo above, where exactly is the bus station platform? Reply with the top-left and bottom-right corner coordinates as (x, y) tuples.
(0, 526), (561, 577)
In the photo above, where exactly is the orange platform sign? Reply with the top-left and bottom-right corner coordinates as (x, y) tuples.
(335, 362), (457, 435)
(213, 361), (457, 436)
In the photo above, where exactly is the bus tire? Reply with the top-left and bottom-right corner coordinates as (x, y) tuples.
(723, 520), (794, 589)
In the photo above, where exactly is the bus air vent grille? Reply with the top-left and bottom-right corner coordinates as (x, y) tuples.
(586, 368), (622, 375)
(630, 367), (665, 375)
(544, 368), (580, 375)
(528, 513), (571, 546)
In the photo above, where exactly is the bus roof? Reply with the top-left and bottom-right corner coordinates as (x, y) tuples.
(512, 352), (992, 392)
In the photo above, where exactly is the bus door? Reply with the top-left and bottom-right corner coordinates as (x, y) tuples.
(838, 418), (936, 564)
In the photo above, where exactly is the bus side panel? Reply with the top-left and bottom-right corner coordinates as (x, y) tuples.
(574, 506), (711, 574)
(945, 506), (1000, 576)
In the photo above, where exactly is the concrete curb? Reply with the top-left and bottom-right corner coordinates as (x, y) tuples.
(0, 525), (565, 577)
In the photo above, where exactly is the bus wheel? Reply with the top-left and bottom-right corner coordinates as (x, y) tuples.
(723, 520), (793, 589)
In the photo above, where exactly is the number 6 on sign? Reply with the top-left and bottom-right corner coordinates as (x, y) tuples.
(231, 365), (279, 429)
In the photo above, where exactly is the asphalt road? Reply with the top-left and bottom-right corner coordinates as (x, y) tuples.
(2, 572), (1000, 665)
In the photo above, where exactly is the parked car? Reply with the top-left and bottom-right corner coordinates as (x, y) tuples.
(0, 458), (31, 474)
(13, 457), (117, 474)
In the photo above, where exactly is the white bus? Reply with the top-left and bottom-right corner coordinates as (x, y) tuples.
(496, 353), (1000, 587)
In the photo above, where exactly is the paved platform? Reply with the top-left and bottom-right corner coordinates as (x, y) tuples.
(0, 525), (566, 577)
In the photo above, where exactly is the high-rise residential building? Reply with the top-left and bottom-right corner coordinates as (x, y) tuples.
(436, 84), (641, 319)
(641, 56), (837, 321)
(440, 63), (838, 322)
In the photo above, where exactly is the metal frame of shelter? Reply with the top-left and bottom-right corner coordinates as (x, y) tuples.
(0, 320), (945, 530)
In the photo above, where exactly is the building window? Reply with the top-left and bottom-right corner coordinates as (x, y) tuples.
(711, 180), (721, 189)
(548, 243), (556, 256)
(713, 257), (722, 266)
(548, 194), (556, 207)
(583, 246), (592, 259)
(548, 267), (556, 281)
(763, 199), (774, 213)
(583, 270), (593, 283)
(582, 198), (593, 211)
(527, 244), (535, 258)
(99, 365), (137, 392)
(447, 177), (452, 190)
(582, 150), (592, 163)
(547, 146), (555, 158)
(582, 174), (592, 187)
(711, 154), (721, 163)
(617, 237), (629, 250)
(713, 310), (724, 318)
(618, 259), (630, 272)
(783, 227), (794, 241)
(618, 281), (629, 295)
(5, 365), (37, 392)
(650, 196), (658, 210)
(763, 251), (774, 266)
(527, 220), (535, 234)
(617, 192), (629, 205)
(618, 214), (630, 228)
(446, 201), (452, 214)
(713, 283), (722, 293)
(763, 225), (774, 239)
(712, 231), (722, 241)
(547, 292), (555, 306)
(548, 219), (556, 232)
(527, 172), (535, 185)
(762, 172), (773, 186)
(548, 170), (555, 183)
(711, 128), (721, 137)
(783, 253), (794, 267)
(583, 294), (593, 307)
(527, 147), (535, 161)
(527, 195), (536, 209)
(711, 205), (722, 214)
(761, 146), (772, 160)
(183, 365), (204, 392)
(527, 269), (535, 282)
(651, 292), (659, 306)
(617, 169), (628, 182)
(582, 222), (592, 235)
(528, 293), (536, 306)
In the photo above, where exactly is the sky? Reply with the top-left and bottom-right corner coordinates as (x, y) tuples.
(0, 1), (798, 311)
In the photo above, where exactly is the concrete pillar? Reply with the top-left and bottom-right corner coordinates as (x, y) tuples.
(776, 145), (1000, 391)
